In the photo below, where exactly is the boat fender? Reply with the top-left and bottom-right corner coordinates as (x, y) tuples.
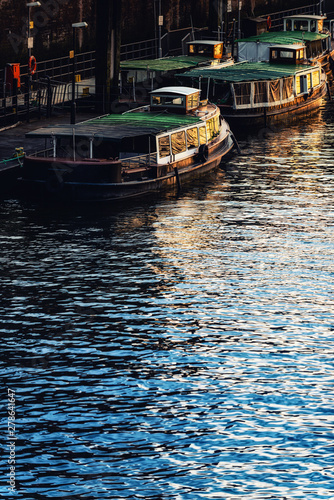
(174, 166), (181, 191)
(198, 144), (209, 163)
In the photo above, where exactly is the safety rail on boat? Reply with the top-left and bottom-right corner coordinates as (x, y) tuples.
(194, 103), (218, 120)
(28, 148), (54, 158)
(121, 152), (157, 169)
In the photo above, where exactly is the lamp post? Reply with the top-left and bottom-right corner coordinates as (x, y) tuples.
(157, 0), (162, 58)
(27, 1), (40, 122)
(238, 0), (242, 39)
(71, 22), (88, 125)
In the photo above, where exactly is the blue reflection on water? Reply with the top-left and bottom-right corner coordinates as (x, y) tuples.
(1, 101), (334, 499)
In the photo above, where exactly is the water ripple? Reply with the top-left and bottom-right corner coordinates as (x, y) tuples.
(1, 101), (334, 498)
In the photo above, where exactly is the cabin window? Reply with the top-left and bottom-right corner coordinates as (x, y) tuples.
(187, 93), (200, 110)
(206, 115), (220, 141)
(280, 50), (294, 59)
(186, 127), (199, 149)
(296, 49), (305, 60)
(158, 135), (171, 158)
(233, 82), (251, 106)
(254, 81), (268, 104)
(296, 76), (301, 94)
(310, 20), (317, 32)
(206, 119), (214, 141)
(171, 131), (187, 155)
(213, 43), (223, 59)
(271, 50), (278, 60)
(199, 125), (207, 145)
(307, 73), (311, 90)
(312, 70), (320, 86)
(318, 20), (323, 32)
(296, 74), (311, 94)
(214, 114), (219, 133)
(294, 20), (309, 31)
(152, 95), (185, 107)
(188, 44), (195, 54)
(285, 20), (292, 31)
(269, 79), (280, 102)
(196, 45), (212, 55)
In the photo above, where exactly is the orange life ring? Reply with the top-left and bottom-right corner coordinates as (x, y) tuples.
(267, 16), (272, 30)
(28, 55), (37, 75)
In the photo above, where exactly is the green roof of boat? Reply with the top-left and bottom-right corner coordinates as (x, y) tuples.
(26, 112), (204, 141)
(178, 61), (317, 83)
(120, 55), (213, 72)
(236, 30), (328, 43)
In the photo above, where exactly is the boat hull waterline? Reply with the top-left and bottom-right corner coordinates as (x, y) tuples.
(220, 80), (328, 127)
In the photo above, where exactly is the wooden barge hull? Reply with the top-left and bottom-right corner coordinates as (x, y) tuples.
(220, 81), (327, 128)
(20, 134), (234, 202)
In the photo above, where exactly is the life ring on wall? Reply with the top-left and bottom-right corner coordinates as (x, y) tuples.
(28, 55), (37, 75)
(267, 16), (272, 31)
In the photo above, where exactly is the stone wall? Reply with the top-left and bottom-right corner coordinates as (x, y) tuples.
(0, 0), (316, 67)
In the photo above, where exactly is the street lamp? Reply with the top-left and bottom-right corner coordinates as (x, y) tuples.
(27, 1), (41, 122)
(71, 21), (88, 125)
(238, 0), (242, 39)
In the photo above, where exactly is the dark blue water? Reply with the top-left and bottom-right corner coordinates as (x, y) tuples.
(1, 98), (334, 499)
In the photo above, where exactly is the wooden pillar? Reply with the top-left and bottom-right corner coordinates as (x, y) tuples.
(95, 0), (121, 114)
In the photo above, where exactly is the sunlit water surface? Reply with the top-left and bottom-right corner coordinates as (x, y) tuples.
(1, 99), (334, 499)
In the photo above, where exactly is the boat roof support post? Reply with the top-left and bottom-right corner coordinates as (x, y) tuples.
(52, 134), (56, 158)
(89, 137), (93, 159)
(250, 82), (254, 109)
(72, 128), (76, 161)
(231, 83), (236, 110)
(133, 77), (136, 102)
(206, 77), (210, 100)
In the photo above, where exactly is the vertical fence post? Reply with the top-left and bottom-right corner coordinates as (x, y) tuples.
(13, 78), (18, 123)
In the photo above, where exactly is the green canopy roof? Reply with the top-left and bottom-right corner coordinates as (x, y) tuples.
(236, 30), (328, 44)
(178, 61), (316, 83)
(120, 55), (213, 72)
(26, 112), (203, 142)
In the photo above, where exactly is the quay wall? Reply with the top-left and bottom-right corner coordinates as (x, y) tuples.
(0, 0), (317, 67)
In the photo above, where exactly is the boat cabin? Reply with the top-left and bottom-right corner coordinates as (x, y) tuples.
(269, 44), (306, 64)
(283, 14), (326, 33)
(150, 86), (201, 114)
(187, 40), (224, 60)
